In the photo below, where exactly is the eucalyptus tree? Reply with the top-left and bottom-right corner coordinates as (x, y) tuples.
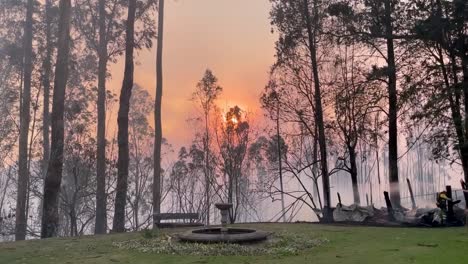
(330, 44), (383, 205)
(153, 0), (165, 229)
(408, 0), (468, 177)
(74, 0), (156, 234)
(167, 145), (206, 219)
(15, 0), (34, 241)
(269, 0), (333, 220)
(215, 106), (253, 223)
(129, 85), (155, 230)
(74, 0), (125, 233)
(262, 49), (327, 220)
(112, 0), (138, 233)
(59, 83), (97, 237)
(257, 90), (287, 220)
(41, 0), (73, 238)
(327, 0), (412, 207)
(41, 0), (55, 182)
(192, 69), (222, 225)
(248, 134), (288, 220)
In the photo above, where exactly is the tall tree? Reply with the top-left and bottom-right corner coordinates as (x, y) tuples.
(113, 0), (137, 233)
(153, 0), (164, 229)
(300, 0), (332, 220)
(331, 45), (380, 205)
(95, 0), (108, 235)
(328, 0), (404, 207)
(261, 90), (286, 221)
(405, 0), (467, 205)
(217, 106), (251, 223)
(129, 85), (156, 230)
(41, 0), (72, 238)
(269, 0), (334, 220)
(74, 0), (128, 234)
(15, 0), (34, 241)
(42, 0), (53, 180)
(193, 69), (222, 225)
(275, 93), (286, 221)
(383, 0), (401, 208)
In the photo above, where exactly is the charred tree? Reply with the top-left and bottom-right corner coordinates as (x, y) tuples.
(301, 0), (332, 221)
(41, 0), (72, 238)
(348, 146), (360, 205)
(112, 0), (137, 233)
(383, 0), (401, 208)
(42, 0), (53, 179)
(153, 0), (164, 229)
(16, 0), (34, 241)
(95, 0), (108, 235)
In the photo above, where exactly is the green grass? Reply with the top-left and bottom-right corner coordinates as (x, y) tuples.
(1, 224), (467, 264)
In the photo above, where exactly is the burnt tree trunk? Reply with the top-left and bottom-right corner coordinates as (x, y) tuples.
(42, 0), (52, 179)
(41, 0), (72, 238)
(95, 0), (108, 235)
(384, 0), (400, 208)
(276, 103), (286, 222)
(384, 191), (395, 221)
(204, 113), (210, 225)
(153, 0), (164, 229)
(112, 0), (137, 233)
(349, 146), (360, 205)
(16, 0), (34, 241)
(461, 54), (468, 183)
(302, 0), (332, 221)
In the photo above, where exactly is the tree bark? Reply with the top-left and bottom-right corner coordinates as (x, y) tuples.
(152, 0), (164, 229)
(461, 53), (468, 183)
(41, 0), (72, 238)
(349, 146), (360, 205)
(302, 0), (332, 221)
(42, 0), (52, 180)
(15, 0), (34, 241)
(112, 0), (136, 233)
(204, 112), (210, 225)
(384, 0), (400, 208)
(276, 104), (286, 222)
(95, 0), (108, 235)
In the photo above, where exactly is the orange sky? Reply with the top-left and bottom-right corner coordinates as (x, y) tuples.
(107, 0), (276, 149)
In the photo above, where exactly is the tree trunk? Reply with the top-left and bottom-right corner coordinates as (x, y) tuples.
(461, 53), (468, 183)
(384, 0), (400, 208)
(313, 126), (322, 209)
(276, 104), (286, 222)
(152, 0), (164, 229)
(15, 0), (34, 241)
(42, 0), (52, 179)
(112, 0), (136, 233)
(41, 0), (72, 238)
(349, 146), (360, 205)
(70, 207), (77, 237)
(302, 0), (332, 221)
(204, 114), (210, 225)
(95, 0), (108, 235)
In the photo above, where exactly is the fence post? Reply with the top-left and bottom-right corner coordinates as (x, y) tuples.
(407, 178), (417, 210)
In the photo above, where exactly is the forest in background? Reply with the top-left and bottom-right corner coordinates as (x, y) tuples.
(0, 0), (467, 241)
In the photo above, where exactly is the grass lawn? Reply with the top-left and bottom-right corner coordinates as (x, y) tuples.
(1, 223), (467, 264)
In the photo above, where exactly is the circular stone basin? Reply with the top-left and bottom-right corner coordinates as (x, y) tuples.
(178, 227), (270, 243)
